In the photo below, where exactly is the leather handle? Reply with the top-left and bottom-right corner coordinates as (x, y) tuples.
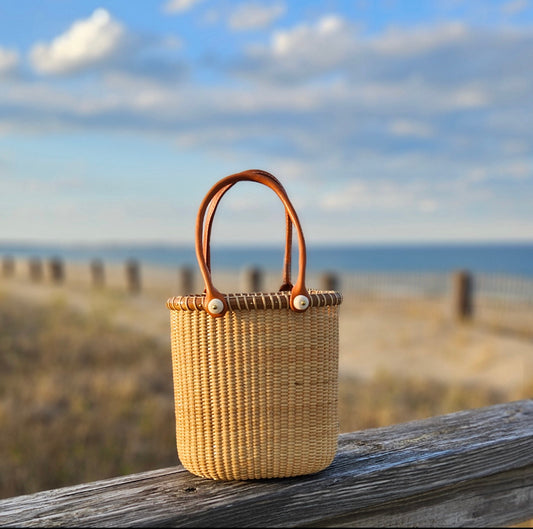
(196, 169), (309, 317)
(202, 169), (293, 291)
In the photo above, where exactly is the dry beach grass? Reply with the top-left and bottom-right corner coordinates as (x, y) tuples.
(0, 258), (532, 501)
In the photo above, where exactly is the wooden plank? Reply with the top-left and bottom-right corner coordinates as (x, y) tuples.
(313, 465), (533, 527)
(0, 400), (532, 528)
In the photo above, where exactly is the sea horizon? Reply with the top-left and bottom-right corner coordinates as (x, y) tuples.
(1, 240), (533, 278)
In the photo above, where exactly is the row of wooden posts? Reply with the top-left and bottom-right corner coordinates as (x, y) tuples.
(1, 256), (144, 294)
(0, 256), (474, 320)
(0, 256), (341, 293)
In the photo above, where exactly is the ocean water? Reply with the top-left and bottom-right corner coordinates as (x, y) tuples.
(1, 242), (532, 278)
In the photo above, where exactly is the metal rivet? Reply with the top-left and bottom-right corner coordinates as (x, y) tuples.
(208, 298), (224, 314)
(293, 294), (309, 310)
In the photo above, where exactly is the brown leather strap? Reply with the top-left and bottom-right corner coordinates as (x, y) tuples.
(196, 170), (309, 317)
(202, 169), (293, 291)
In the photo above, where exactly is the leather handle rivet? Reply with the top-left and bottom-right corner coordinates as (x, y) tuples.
(294, 294), (309, 310)
(208, 298), (224, 314)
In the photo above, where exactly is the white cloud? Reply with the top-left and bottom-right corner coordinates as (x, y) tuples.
(238, 16), (533, 93)
(502, 0), (530, 15)
(388, 119), (434, 139)
(450, 85), (490, 108)
(30, 8), (126, 74)
(450, 159), (532, 194)
(236, 14), (363, 85)
(229, 3), (286, 31)
(418, 199), (438, 213)
(503, 161), (531, 180)
(502, 139), (529, 155)
(271, 14), (355, 61)
(372, 22), (468, 56)
(238, 17), (469, 86)
(163, 0), (204, 14)
(320, 179), (440, 214)
(0, 47), (19, 74)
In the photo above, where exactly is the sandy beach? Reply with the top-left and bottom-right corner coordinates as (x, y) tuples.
(3, 257), (532, 397)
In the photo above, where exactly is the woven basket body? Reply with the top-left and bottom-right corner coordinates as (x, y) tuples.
(168, 291), (340, 480)
(167, 169), (342, 480)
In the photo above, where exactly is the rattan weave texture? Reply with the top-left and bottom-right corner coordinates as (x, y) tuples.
(169, 302), (340, 480)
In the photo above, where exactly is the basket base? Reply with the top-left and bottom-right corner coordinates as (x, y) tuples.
(178, 444), (337, 481)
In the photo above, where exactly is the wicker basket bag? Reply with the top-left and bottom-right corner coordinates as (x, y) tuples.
(166, 169), (342, 480)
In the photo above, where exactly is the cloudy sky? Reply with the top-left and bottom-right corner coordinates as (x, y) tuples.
(1, 0), (532, 245)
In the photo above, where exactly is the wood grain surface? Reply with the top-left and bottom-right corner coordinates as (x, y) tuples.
(1, 400), (532, 528)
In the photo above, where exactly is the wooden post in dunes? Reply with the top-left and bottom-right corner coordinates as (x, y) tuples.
(90, 259), (105, 288)
(178, 266), (194, 295)
(321, 270), (340, 291)
(125, 259), (141, 294)
(48, 257), (64, 284)
(242, 266), (263, 292)
(28, 258), (43, 282)
(2, 256), (15, 278)
(452, 269), (473, 321)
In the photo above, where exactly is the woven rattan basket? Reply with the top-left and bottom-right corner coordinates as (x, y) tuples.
(166, 169), (342, 480)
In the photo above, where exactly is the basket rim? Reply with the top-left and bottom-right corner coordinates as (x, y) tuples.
(166, 289), (342, 312)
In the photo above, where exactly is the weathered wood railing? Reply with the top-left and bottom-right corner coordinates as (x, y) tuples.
(1, 400), (532, 528)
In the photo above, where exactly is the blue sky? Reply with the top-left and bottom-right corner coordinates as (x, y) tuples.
(1, 0), (532, 244)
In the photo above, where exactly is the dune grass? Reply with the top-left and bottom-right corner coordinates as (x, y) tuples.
(0, 291), (528, 499)
(0, 293), (176, 498)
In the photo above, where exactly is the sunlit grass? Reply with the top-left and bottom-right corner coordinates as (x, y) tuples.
(0, 293), (176, 498)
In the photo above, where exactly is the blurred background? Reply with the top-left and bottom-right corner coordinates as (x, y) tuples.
(1, 0), (532, 507)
